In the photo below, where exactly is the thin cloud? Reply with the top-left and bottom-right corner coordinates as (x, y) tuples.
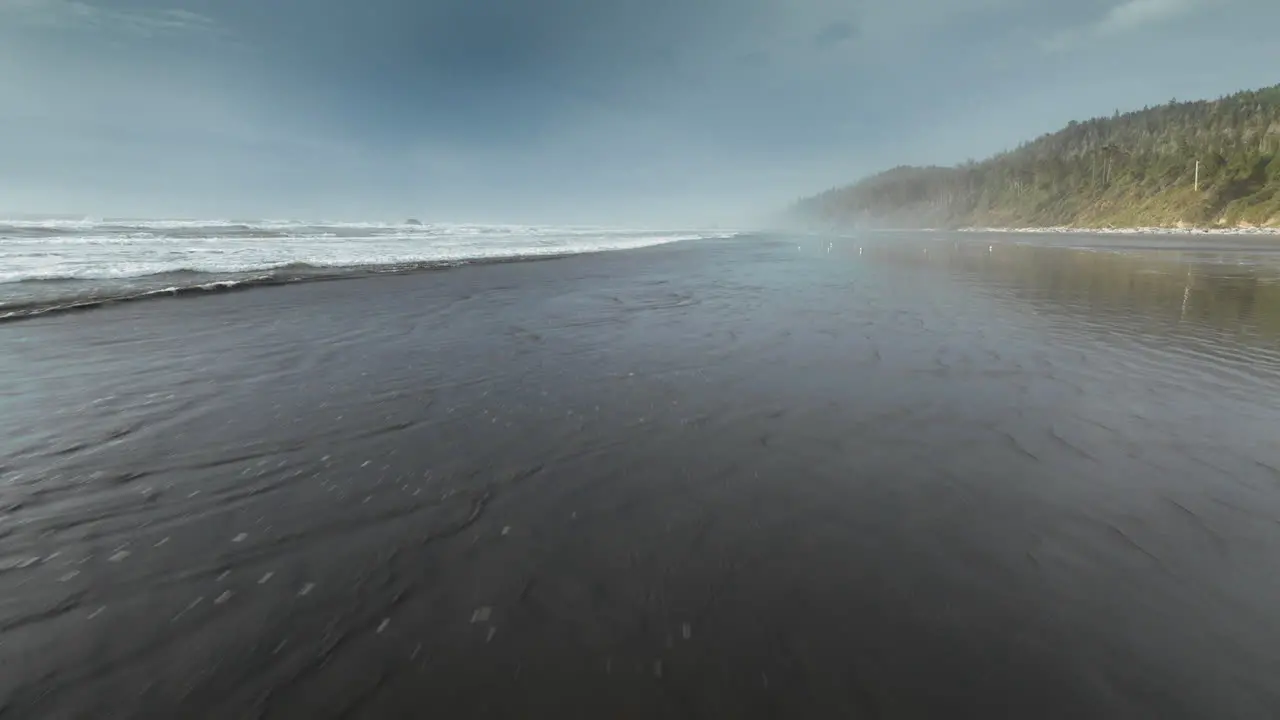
(736, 49), (770, 67)
(813, 20), (858, 48)
(1043, 0), (1204, 51)
(1039, 27), (1082, 53)
(1097, 0), (1197, 34)
(0, 0), (219, 37)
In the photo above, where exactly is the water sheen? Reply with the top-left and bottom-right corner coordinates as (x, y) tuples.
(1, 232), (1278, 719)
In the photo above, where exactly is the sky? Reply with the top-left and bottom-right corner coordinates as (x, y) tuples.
(0, 0), (1277, 224)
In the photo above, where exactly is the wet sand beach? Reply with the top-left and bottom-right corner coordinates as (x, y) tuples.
(3, 233), (1280, 718)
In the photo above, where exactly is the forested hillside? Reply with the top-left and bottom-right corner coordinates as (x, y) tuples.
(792, 85), (1280, 229)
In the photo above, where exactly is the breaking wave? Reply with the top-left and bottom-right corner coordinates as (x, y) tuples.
(0, 219), (738, 321)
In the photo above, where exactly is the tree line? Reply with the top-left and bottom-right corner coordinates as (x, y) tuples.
(792, 84), (1280, 229)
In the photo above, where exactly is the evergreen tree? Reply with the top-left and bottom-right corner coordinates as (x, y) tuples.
(792, 84), (1280, 229)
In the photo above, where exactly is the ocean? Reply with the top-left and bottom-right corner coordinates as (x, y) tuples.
(0, 219), (729, 319)
(2, 228), (1280, 718)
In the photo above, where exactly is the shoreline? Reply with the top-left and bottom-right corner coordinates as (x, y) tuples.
(957, 225), (1280, 236)
(0, 248), (639, 324)
(0, 221), (741, 324)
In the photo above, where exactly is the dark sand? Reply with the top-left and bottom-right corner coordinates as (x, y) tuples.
(3, 233), (1280, 718)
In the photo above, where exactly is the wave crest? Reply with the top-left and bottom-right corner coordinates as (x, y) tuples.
(0, 223), (742, 321)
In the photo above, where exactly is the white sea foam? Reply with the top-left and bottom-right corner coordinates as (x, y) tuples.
(0, 220), (737, 285)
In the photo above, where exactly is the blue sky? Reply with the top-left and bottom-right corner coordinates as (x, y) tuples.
(0, 0), (1277, 224)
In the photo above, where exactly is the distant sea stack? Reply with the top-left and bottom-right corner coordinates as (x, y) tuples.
(791, 84), (1280, 230)
(405, 218), (423, 226)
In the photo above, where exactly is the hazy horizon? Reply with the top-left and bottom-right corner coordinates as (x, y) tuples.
(2, 0), (1277, 226)
(0, 213), (738, 228)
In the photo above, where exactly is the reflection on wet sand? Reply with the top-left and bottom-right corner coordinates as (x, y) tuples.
(852, 233), (1280, 366)
(1, 233), (1279, 718)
